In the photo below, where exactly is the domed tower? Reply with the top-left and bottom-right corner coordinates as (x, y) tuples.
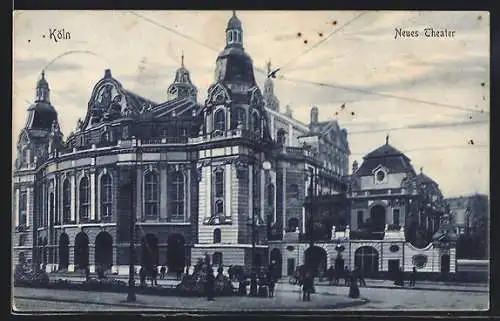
(204, 10), (271, 140)
(15, 70), (60, 170)
(193, 11), (275, 268)
(167, 52), (198, 102)
(263, 60), (280, 112)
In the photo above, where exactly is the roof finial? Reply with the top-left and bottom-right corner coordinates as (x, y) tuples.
(385, 133), (389, 145)
(232, 10), (237, 17)
(267, 60), (272, 74)
(181, 50), (184, 67)
(420, 167), (423, 174)
(41, 69), (45, 79)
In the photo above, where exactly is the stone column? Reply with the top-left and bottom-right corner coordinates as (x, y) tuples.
(205, 166), (212, 218)
(26, 187), (31, 227)
(160, 164), (167, 221)
(136, 167), (143, 221)
(282, 169), (286, 237)
(71, 174), (76, 222)
(248, 164), (253, 222)
(260, 168), (265, 221)
(225, 163), (231, 219)
(14, 189), (19, 227)
(90, 169), (96, 221)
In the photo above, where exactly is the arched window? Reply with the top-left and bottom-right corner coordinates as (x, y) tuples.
(234, 107), (246, 128)
(168, 171), (185, 221)
(289, 184), (300, 199)
(213, 228), (221, 243)
(252, 112), (260, 133)
(79, 176), (90, 220)
(267, 184), (275, 206)
(100, 174), (112, 218)
(214, 109), (226, 131)
(277, 129), (286, 145)
(144, 171), (159, 218)
(215, 200), (224, 216)
(62, 179), (71, 223)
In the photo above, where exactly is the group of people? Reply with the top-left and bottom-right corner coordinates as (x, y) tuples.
(325, 265), (367, 287)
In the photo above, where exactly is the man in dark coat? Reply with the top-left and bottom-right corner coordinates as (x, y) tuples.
(302, 272), (314, 301)
(409, 267), (417, 287)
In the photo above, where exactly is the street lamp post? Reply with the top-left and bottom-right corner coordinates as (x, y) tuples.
(251, 160), (272, 271)
(127, 140), (138, 302)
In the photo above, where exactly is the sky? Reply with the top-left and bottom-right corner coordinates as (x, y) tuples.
(12, 11), (490, 198)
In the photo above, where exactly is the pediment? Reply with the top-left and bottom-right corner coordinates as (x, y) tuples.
(207, 83), (230, 106)
(372, 164), (388, 174)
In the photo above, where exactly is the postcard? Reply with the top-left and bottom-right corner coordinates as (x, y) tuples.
(12, 10), (489, 312)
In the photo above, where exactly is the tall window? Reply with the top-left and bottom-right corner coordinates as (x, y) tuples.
(393, 209), (400, 227)
(62, 179), (71, 223)
(144, 171), (159, 219)
(168, 171), (185, 221)
(357, 210), (364, 229)
(100, 174), (112, 218)
(215, 170), (224, 198)
(79, 177), (90, 220)
(267, 184), (275, 206)
(214, 109), (225, 131)
(252, 112), (260, 133)
(213, 228), (221, 243)
(19, 191), (27, 226)
(49, 192), (55, 225)
(213, 168), (224, 217)
(213, 252), (223, 265)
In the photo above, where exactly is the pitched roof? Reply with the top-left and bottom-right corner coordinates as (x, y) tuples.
(356, 143), (414, 176)
(151, 97), (201, 119)
(415, 172), (436, 185)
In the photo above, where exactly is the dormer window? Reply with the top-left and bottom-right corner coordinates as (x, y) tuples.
(376, 171), (385, 182)
(373, 167), (388, 184)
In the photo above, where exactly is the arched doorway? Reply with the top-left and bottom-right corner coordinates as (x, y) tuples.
(370, 205), (386, 232)
(95, 232), (113, 270)
(304, 246), (327, 277)
(74, 232), (89, 270)
(354, 246), (379, 277)
(270, 248), (282, 279)
(141, 234), (159, 268)
(58, 233), (69, 270)
(167, 234), (185, 273)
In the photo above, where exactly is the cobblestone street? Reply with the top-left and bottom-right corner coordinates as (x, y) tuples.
(13, 280), (488, 312)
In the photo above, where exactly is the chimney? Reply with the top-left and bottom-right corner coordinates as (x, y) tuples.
(310, 106), (319, 124)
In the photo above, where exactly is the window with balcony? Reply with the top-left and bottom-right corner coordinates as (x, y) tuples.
(214, 109), (226, 132)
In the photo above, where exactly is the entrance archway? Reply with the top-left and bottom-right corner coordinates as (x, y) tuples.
(141, 234), (159, 268)
(58, 233), (69, 270)
(74, 232), (89, 270)
(95, 232), (113, 270)
(167, 234), (185, 273)
(304, 246), (327, 277)
(370, 205), (386, 232)
(354, 246), (379, 277)
(270, 248), (283, 279)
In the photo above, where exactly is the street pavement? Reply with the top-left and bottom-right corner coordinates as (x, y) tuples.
(12, 278), (488, 312)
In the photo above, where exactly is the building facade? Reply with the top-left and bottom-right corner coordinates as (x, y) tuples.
(13, 12), (453, 278)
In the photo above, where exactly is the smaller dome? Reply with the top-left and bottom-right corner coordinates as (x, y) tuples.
(227, 11), (242, 30)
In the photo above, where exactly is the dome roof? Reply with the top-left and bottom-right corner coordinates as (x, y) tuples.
(36, 70), (49, 88)
(227, 11), (242, 30)
(365, 143), (407, 159)
(356, 142), (414, 176)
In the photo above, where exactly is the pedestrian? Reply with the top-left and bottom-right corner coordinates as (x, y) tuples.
(151, 265), (158, 286)
(160, 265), (166, 280)
(409, 267), (417, 287)
(249, 272), (258, 297)
(344, 266), (350, 286)
(205, 267), (215, 301)
(327, 265), (335, 285)
(355, 266), (366, 287)
(268, 271), (276, 298)
(394, 266), (404, 286)
(302, 271), (314, 301)
(84, 266), (90, 281)
(139, 267), (146, 287)
(348, 271), (360, 298)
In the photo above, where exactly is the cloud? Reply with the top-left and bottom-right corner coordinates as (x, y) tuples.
(14, 58), (82, 76)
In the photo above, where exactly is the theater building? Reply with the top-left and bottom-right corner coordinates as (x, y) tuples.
(12, 11), (454, 278)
